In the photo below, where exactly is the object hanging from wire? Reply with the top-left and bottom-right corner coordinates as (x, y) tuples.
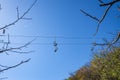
(53, 38), (58, 52)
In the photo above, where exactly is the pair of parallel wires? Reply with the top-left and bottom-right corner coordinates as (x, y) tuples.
(0, 35), (112, 52)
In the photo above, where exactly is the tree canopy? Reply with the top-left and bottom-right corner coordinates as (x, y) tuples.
(66, 47), (120, 80)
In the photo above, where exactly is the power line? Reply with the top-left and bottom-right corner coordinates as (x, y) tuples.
(6, 42), (92, 45)
(0, 35), (113, 46)
(0, 35), (112, 39)
(10, 35), (93, 39)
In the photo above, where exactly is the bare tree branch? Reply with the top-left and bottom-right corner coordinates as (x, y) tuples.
(100, 0), (120, 6)
(0, 77), (8, 80)
(98, 0), (104, 4)
(5, 34), (10, 49)
(0, 0), (37, 79)
(22, 17), (32, 20)
(0, 58), (31, 73)
(94, 4), (112, 36)
(16, 6), (19, 19)
(0, 0), (37, 30)
(80, 9), (99, 22)
(93, 32), (120, 47)
(0, 39), (35, 54)
(81, 0), (119, 36)
(111, 32), (120, 44)
(0, 65), (8, 68)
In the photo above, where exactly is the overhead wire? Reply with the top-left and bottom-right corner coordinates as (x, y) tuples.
(8, 42), (92, 46)
(0, 34), (112, 39)
(0, 35), (113, 46)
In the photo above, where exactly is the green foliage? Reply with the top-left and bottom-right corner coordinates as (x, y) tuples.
(66, 47), (120, 80)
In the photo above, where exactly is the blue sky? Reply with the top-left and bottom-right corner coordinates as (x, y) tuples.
(0, 0), (120, 80)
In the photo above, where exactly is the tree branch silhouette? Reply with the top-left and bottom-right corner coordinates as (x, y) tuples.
(0, 0), (37, 30)
(0, 58), (31, 73)
(81, 0), (120, 36)
(0, 0), (37, 79)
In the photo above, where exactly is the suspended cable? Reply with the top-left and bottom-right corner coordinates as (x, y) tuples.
(7, 42), (92, 45)
(0, 35), (113, 39)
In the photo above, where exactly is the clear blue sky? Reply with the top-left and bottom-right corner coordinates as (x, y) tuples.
(0, 0), (120, 80)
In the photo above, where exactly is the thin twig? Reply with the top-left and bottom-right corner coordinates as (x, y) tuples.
(0, 65), (8, 68)
(0, 58), (31, 72)
(111, 32), (120, 44)
(94, 5), (112, 36)
(98, 0), (104, 4)
(22, 18), (32, 20)
(10, 50), (34, 54)
(80, 9), (99, 22)
(93, 32), (120, 46)
(5, 34), (10, 49)
(0, 38), (35, 54)
(16, 6), (19, 19)
(0, 0), (37, 30)
(0, 77), (8, 80)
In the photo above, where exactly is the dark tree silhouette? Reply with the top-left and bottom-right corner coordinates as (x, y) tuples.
(81, 0), (120, 49)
